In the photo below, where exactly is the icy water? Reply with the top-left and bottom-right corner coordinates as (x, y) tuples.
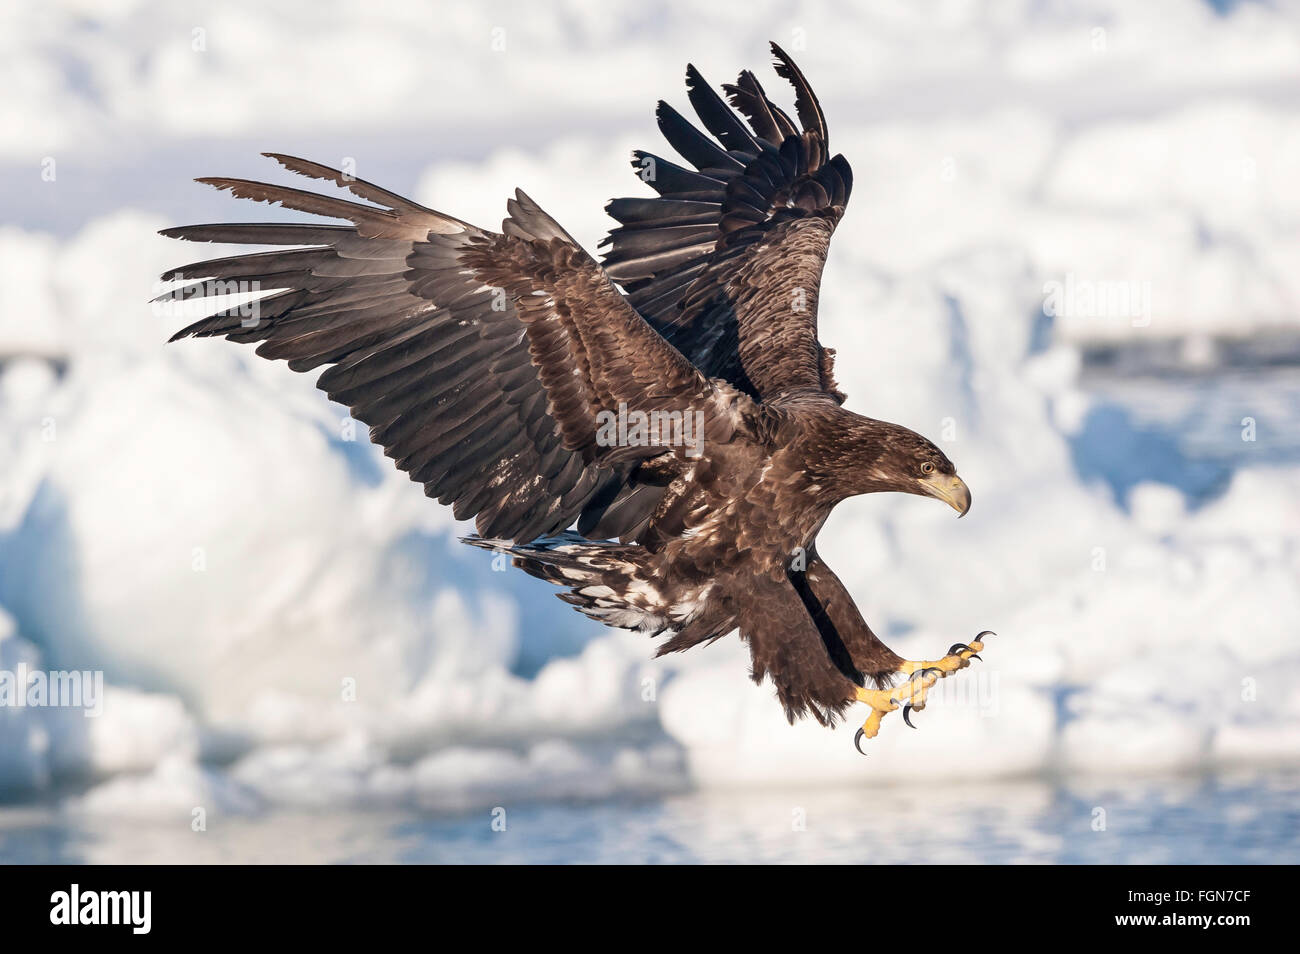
(1, 768), (1297, 863)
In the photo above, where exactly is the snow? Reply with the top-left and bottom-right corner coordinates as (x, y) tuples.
(1, 0), (1298, 818)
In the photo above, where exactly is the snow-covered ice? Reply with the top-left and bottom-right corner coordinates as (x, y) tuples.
(1, 0), (1298, 820)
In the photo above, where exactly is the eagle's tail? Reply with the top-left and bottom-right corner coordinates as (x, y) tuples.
(463, 532), (709, 638)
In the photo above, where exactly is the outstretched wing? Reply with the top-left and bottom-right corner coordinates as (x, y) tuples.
(162, 155), (742, 543)
(601, 42), (852, 403)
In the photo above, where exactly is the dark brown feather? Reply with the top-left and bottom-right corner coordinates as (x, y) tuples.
(601, 50), (853, 405)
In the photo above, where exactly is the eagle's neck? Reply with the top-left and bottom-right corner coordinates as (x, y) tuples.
(797, 409), (922, 501)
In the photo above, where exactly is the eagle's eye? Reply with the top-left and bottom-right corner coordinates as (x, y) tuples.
(920, 461), (935, 475)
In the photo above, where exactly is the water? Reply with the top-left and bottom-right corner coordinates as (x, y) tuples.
(2, 768), (1296, 864)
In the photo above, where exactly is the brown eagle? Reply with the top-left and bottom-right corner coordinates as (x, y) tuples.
(161, 43), (991, 752)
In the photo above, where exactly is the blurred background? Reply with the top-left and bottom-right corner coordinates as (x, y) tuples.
(1, 0), (1298, 863)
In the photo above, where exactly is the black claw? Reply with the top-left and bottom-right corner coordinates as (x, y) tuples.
(967, 653), (983, 662)
(903, 703), (919, 729)
(948, 642), (972, 656)
(975, 630), (996, 640)
(854, 728), (868, 756)
(919, 667), (944, 679)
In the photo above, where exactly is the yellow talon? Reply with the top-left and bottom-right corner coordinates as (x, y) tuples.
(853, 633), (993, 752)
(858, 706), (886, 741)
(897, 636), (986, 676)
(853, 668), (940, 745)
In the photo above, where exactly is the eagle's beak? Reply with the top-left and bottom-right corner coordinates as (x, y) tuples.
(919, 472), (971, 517)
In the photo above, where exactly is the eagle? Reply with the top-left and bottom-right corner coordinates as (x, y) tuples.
(160, 43), (991, 752)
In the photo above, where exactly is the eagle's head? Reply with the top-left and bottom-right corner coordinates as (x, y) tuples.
(851, 419), (971, 516)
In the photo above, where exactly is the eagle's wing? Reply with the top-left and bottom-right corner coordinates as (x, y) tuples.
(602, 42), (852, 403)
(162, 155), (740, 543)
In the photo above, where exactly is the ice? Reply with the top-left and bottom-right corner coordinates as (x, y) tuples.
(1, 0), (1298, 815)
(71, 753), (262, 821)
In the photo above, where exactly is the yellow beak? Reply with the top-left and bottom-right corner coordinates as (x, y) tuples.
(919, 472), (971, 517)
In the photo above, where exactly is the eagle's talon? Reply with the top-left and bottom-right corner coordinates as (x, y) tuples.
(853, 657), (957, 748)
(869, 633), (993, 745)
(852, 687), (899, 750)
(901, 668), (942, 727)
(902, 703), (919, 728)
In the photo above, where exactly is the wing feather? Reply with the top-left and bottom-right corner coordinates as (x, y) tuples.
(164, 158), (752, 544)
(601, 42), (852, 403)
(163, 158), (610, 541)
